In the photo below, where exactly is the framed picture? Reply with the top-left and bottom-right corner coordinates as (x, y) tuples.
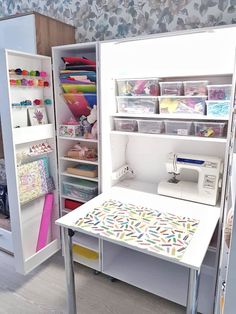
(28, 106), (48, 126)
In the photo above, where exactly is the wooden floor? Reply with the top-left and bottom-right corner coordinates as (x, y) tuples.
(0, 250), (185, 314)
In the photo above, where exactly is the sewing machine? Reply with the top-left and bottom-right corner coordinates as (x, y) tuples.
(157, 153), (223, 205)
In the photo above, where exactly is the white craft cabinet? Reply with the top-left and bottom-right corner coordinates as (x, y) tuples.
(98, 27), (236, 314)
(0, 26), (235, 314)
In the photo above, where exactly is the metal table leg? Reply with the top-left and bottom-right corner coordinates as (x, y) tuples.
(186, 268), (201, 314)
(63, 227), (77, 314)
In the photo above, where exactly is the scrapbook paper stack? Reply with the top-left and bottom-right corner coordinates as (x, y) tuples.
(17, 157), (54, 204)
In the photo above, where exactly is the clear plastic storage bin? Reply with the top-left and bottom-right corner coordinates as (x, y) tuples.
(194, 122), (226, 137)
(206, 100), (230, 117)
(164, 120), (193, 136)
(159, 82), (183, 96)
(207, 85), (232, 100)
(62, 178), (98, 201)
(117, 97), (158, 114)
(116, 79), (159, 96)
(138, 119), (164, 134)
(114, 118), (138, 132)
(159, 97), (206, 115)
(183, 81), (208, 96)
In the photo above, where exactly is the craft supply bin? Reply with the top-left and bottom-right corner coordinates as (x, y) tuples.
(159, 96), (206, 115)
(116, 97), (158, 114)
(194, 121), (226, 137)
(183, 81), (208, 96)
(59, 124), (81, 137)
(62, 178), (98, 201)
(67, 165), (98, 178)
(159, 81), (183, 96)
(116, 79), (159, 96)
(164, 120), (193, 136)
(137, 119), (164, 134)
(207, 84), (232, 100)
(206, 100), (230, 117)
(114, 118), (138, 132)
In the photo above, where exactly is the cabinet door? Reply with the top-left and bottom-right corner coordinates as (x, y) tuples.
(0, 49), (60, 274)
(214, 51), (236, 313)
(0, 15), (37, 54)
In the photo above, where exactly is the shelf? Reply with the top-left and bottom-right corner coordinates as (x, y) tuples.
(61, 172), (99, 182)
(110, 131), (227, 143)
(116, 179), (221, 211)
(73, 232), (99, 251)
(13, 124), (54, 145)
(102, 241), (215, 313)
(62, 208), (72, 214)
(58, 136), (98, 143)
(73, 252), (100, 271)
(61, 194), (86, 203)
(60, 157), (98, 165)
(112, 113), (229, 121)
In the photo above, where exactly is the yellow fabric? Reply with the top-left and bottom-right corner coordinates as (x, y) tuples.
(72, 244), (98, 260)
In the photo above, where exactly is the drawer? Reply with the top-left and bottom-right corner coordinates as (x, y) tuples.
(194, 121), (226, 138)
(138, 119), (164, 134)
(116, 97), (158, 114)
(0, 228), (13, 253)
(165, 120), (193, 136)
(183, 80), (208, 96)
(207, 84), (232, 100)
(116, 79), (159, 96)
(159, 96), (206, 115)
(160, 81), (183, 96)
(62, 178), (98, 202)
(114, 118), (138, 132)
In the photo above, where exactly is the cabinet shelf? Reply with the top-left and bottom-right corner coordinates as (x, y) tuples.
(110, 131), (227, 143)
(73, 232), (99, 251)
(61, 172), (99, 182)
(13, 124), (54, 145)
(58, 136), (98, 143)
(112, 113), (229, 121)
(60, 157), (98, 165)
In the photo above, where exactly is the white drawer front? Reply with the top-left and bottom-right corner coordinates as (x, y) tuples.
(0, 228), (13, 253)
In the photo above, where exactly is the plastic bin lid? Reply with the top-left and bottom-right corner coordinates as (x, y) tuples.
(183, 80), (208, 84)
(116, 77), (159, 81)
(206, 100), (231, 104)
(159, 81), (183, 85)
(63, 178), (98, 191)
(207, 84), (232, 88)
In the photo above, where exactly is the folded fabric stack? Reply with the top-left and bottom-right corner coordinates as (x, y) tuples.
(60, 56), (97, 139)
(60, 56), (96, 117)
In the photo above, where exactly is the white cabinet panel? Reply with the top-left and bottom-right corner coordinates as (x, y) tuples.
(0, 49), (60, 274)
(0, 15), (36, 53)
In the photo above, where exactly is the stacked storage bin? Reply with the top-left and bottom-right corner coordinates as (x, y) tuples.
(114, 78), (231, 139)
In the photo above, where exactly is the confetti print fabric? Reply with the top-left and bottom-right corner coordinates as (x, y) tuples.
(74, 199), (199, 260)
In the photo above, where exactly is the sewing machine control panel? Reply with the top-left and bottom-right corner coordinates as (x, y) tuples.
(203, 175), (216, 189)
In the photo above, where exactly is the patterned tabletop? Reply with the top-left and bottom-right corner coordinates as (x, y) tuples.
(74, 199), (199, 260)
